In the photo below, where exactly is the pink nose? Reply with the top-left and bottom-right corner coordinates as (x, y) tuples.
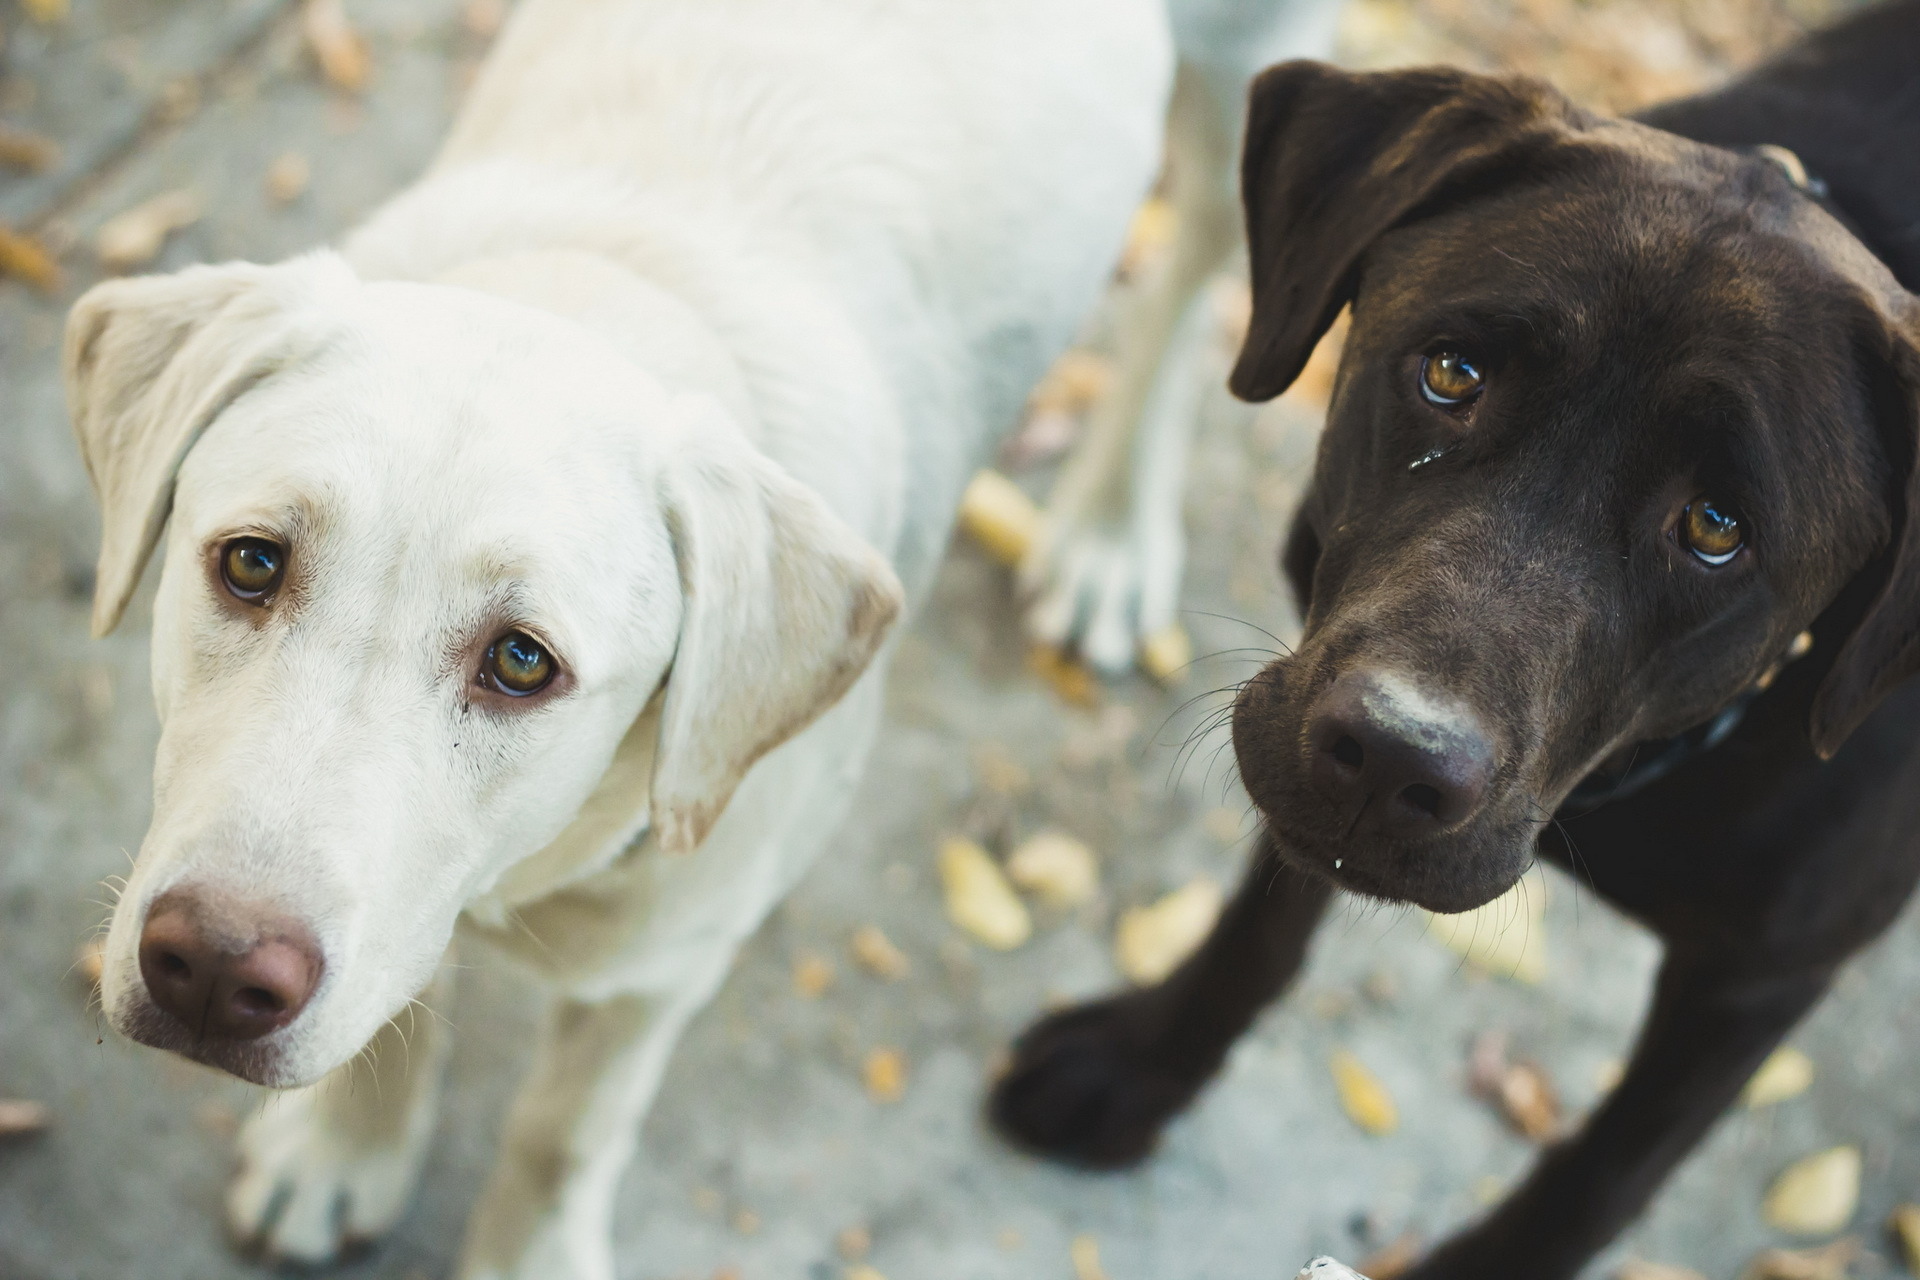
(136, 890), (323, 1041)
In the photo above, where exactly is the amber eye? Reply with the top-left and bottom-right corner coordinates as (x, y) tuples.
(1420, 350), (1484, 406)
(220, 538), (285, 601)
(1681, 497), (1743, 566)
(485, 630), (555, 696)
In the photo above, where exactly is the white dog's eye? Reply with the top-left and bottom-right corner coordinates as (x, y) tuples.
(220, 537), (285, 603)
(485, 630), (556, 696)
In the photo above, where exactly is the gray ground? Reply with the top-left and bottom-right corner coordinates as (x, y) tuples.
(3, 2), (1919, 1278)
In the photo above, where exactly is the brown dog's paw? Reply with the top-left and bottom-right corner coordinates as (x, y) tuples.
(986, 995), (1202, 1168)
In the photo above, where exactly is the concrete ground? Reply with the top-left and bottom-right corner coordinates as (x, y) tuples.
(2, 1), (1918, 1278)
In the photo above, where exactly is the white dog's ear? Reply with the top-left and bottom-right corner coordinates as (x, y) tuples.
(63, 253), (354, 636)
(651, 407), (904, 856)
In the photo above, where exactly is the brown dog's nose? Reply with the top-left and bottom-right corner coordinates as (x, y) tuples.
(1308, 667), (1496, 833)
(137, 890), (322, 1041)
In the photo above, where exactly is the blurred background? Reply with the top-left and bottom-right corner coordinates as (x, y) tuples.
(1, 0), (1913, 1277)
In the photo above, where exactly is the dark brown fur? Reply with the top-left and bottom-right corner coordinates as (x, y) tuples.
(991, 3), (1920, 1273)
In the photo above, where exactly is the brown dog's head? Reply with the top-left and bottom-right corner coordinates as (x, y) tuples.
(1229, 63), (1920, 912)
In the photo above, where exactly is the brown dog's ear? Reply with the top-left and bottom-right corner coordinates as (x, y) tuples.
(1230, 62), (1585, 402)
(1809, 299), (1920, 759)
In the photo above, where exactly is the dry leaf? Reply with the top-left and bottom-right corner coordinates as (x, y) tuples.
(1358, 1230), (1421, 1278)
(1115, 877), (1221, 984)
(1762, 1146), (1860, 1236)
(1743, 1045), (1814, 1109)
(1140, 623), (1192, 684)
(0, 124), (59, 172)
(958, 470), (1040, 567)
(0, 225), (61, 292)
(836, 1225), (871, 1260)
(1890, 1205), (1920, 1274)
(1617, 1260), (1709, 1280)
(1071, 1234), (1108, 1280)
(1498, 1061), (1562, 1141)
(845, 1268), (886, 1280)
(0, 1099), (51, 1136)
(97, 188), (202, 272)
(850, 925), (910, 980)
(20, 0), (67, 23)
(264, 151), (311, 203)
(1120, 197), (1178, 277)
(939, 837), (1031, 950)
(792, 951), (835, 998)
(1330, 1049), (1399, 1136)
(1423, 867), (1546, 983)
(863, 1047), (906, 1103)
(1028, 350), (1114, 417)
(1740, 1238), (1860, 1280)
(303, 0), (371, 93)
(1005, 831), (1098, 908)
(1027, 645), (1099, 708)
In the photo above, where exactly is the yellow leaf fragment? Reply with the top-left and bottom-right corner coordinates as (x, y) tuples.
(1006, 831), (1098, 908)
(96, 188), (201, 272)
(1743, 1045), (1814, 1109)
(1762, 1146), (1860, 1236)
(20, 0), (67, 23)
(959, 469), (1040, 567)
(1422, 868), (1546, 984)
(862, 1047), (906, 1103)
(849, 925), (909, 981)
(0, 225), (60, 292)
(1115, 877), (1221, 984)
(1120, 196), (1178, 277)
(939, 838), (1031, 950)
(792, 951), (835, 999)
(836, 1225), (871, 1260)
(1616, 1262), (1708, 1280)
(0, 1099), (51, 1136)
(1028, 350), (1114, 416)
(1330, 1049), (1398, 1135)
(302, 0), (371, 93)
(1740, 1237), (1860, 1280)
(1357, 1230), (1421, 1278)
(1499, 1061), (1562, 1142)
(845, 1268), (886, 1280)
(1890, 1205), (1920, 1274)
(1071, 1234), (1109, 1280)
(264, 151), (311, 204)
(1140, 623), (1192, 685)
(1027, 645), (1099, 708)
(0, 124), (59, 172)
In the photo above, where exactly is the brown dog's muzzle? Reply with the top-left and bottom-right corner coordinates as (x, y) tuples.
(1306, 666), (1496, 834)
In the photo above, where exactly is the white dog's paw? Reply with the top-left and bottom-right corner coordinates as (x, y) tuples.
(225, 1088), (428, 1263)
(1021, 512), (1185, 676)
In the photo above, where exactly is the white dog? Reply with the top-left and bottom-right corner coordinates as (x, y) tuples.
(68, 0), (1339, 1273)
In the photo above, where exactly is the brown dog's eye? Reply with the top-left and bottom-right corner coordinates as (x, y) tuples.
(220, 538), (285, 602)
(1420, 351), (1484, 407)
(485, 631), (556, 696)
(1681, 497), (1743, 566)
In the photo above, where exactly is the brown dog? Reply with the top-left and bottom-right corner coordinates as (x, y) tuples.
(992, 1), (1920, 1273)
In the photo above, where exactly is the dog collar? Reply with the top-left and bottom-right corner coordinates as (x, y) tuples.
(1561, 630), (1813, 812)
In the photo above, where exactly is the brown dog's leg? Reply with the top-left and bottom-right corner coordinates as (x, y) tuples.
(989, 832), (1333, 1166)
(1407, 951), (1831, 1280)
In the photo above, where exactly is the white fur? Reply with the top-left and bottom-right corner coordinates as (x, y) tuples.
(66, 0), (1334, 1273)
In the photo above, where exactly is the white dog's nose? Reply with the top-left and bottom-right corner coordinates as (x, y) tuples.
(137, 889), (323, 1041)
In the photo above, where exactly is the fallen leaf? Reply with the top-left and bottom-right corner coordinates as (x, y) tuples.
(1890, 1205), (1920, 1274)
(849, 925), (910, 980)
(1005, 831), (1099, 908)
(845, 1268), (886, 1280)
(1617, 1260), (1709, 1280)
(0, 124), (60, 172)
(863, 1047), (906, 1103)
(96, 188), (202, 272)
(0, 225), (61, 292)
(1743, 1045), (1815, 1109)
(836, 1225), (871, 1260)
(1140, 623), (1192, 684)
(958, 469), (1040, 567)
(0, 1099), (51, 1136)
(1422, 867), (1546, 983)
(1498, 1061), (1562, 1141)
(1119, 197), (1178, 278)
(1762, 1146), (1860, 1236)
(792, 951), (835, 998)
(1740, 1237), (1860, 1280)
(302, 0), (371, 93)
(1115, 877), (1221, 984)
(264, 151), (311, 203)
(20, 0), (67, 23)
(1028, 350), (1114, 417)
(939, 837), (1031, 950)
(1071, 1234), (1108, 1280)
(1330, 1049), (1399, 1136)
(1029, 644), (1100, 707)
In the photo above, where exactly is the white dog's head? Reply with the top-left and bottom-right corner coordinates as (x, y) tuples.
(68, 252), (901, 1086)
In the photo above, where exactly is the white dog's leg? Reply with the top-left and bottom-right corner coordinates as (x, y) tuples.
(226, 956), (455, 1262)
(1022, 63), (1241, 674)
(456, 966), (728, 1280)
